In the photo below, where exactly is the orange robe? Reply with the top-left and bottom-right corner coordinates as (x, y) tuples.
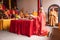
(19, 11), (24, 18)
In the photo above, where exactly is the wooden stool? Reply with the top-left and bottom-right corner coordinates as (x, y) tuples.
(59, 23), (60, 30)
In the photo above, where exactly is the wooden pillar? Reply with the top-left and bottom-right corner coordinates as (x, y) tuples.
(9, 0), (11, 9)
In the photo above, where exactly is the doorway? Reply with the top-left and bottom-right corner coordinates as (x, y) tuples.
(48, 4), (59, 26)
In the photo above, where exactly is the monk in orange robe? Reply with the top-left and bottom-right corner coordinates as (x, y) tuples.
(19, 11), (24, 18)
(24, 11), (29, 18)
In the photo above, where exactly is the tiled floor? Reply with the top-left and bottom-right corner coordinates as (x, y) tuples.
(0, 26), (59, 40)
(0, 31), (49, 40)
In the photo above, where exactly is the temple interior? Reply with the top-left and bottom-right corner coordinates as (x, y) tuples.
(0, 0), (60, 40)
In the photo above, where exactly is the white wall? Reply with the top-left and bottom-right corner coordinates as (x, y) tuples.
(17, 0), (38, 13)
(42, 0), (60, 13)
(42, 0), (60, 22)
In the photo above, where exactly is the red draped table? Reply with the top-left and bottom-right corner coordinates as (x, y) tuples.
(9, 19), (33, 37)
(9, 17), (48, 37)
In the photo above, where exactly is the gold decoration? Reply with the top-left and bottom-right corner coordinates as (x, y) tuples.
(9, 0), (11, 9)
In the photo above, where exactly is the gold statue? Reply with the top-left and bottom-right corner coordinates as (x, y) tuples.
(49, 8), (58, 27)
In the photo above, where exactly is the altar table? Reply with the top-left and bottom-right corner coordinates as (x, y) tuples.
(10, 19), (33, 37)
(10, 18), (48, 36)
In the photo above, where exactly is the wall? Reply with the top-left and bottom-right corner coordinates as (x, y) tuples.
(17, 0), (38, 13)
(42, 0), (60, 13)
(42, 0), (60, 22)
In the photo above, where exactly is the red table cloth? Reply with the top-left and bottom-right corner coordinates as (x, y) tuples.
(9, 20), (17, 33)
(9, 16), (48, 37)
(10, 19), (33, 37)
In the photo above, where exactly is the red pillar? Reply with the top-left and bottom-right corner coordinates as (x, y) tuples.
(38, 0), (40, 16)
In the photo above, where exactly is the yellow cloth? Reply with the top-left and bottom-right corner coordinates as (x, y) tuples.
(32, 11), (38, 16)
(0, 20), (3, 30)
(3, 19), (11, 30)
(0, 19), (11, 30)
